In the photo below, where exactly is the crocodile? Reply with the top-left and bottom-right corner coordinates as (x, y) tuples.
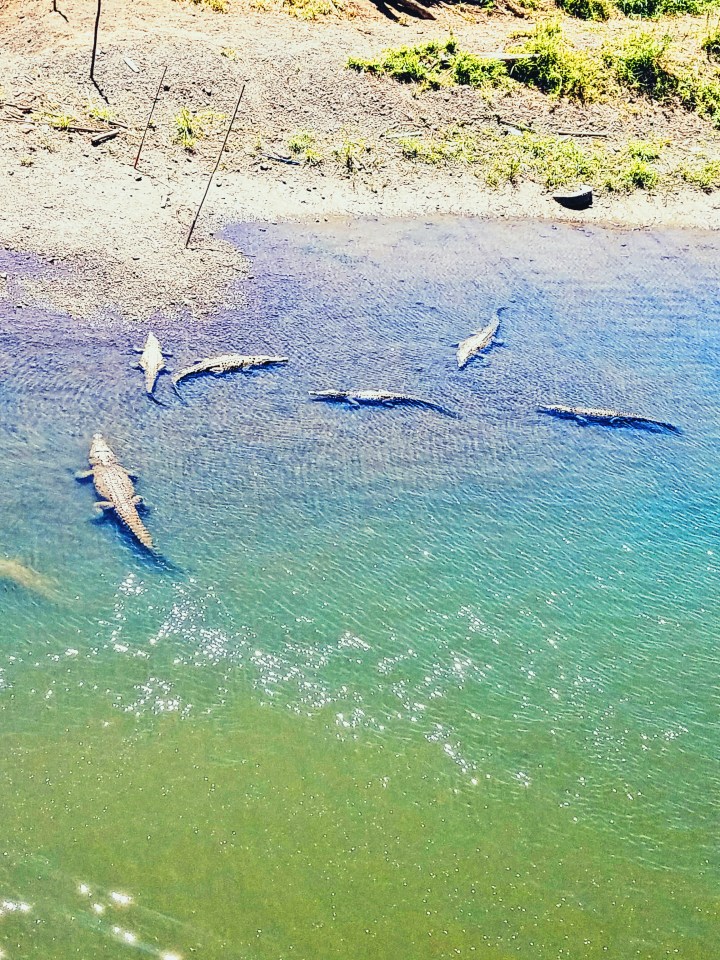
(456, 315), (501, 370)
(0, 558), (58, 601)
(132, 332), (168, 397)
(538, 405), (679, 432)
(172, 354), (289, 392)
(309, 390), (457, 416)
(77, 435), (155, 550)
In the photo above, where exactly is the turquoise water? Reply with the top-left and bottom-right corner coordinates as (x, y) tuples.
(0, 220), (718, 959)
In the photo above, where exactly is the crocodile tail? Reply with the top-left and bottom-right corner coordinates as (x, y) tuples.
(119, 507), (155, 550)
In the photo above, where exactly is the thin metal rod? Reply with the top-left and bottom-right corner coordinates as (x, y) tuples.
(134, 65), (167, 170)
(90, 0), (102, 81)
(185, 84), (245, 250)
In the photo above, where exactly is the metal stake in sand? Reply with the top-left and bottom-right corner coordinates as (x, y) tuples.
(185, 84), (246, 250)
(134, 65), (168, 170)
(90, 0), (102, 82)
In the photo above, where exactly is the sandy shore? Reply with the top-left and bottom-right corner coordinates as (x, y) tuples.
(1, 0), (718, 323)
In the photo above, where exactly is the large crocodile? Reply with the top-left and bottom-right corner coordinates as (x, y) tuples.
(172, 354), (289, 392)
(456, 315), (501, 369)
(309, 390), (457, 416)
(133, 331), (168, 397)
(538, 404), (679, 432)
(77, 435), (155, 550)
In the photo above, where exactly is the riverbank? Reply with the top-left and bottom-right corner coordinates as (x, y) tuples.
(1, 0), (719, 322)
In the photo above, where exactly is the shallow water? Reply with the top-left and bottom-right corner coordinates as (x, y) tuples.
(1, 219), (719, 959)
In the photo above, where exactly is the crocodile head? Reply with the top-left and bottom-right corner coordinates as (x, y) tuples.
(89, 434), (118, 466)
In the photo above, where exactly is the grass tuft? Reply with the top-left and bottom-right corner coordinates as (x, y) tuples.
(186, 0), (229, 11)
(333, 136), (372, 173)
(86, 100), (114, 123)
(509, 21), (605, 102)
(173, 107), (227, 150)
(556, 0), (613, 21)
(680, 158), (720, 189)
(34, 110), (76, 130)
(604, 31), (677, 98)
(702, 25), (720, 60)
(288, 130), (324, 164)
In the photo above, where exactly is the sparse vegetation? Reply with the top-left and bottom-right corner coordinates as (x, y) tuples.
(184, 0), (229, 12)
(288, 130), (324, 165)
(394, 124), (672, 193)
(34, 110), (76, 130)
(172, 107), (227, 150)
(333, 136), (373, 173)
(252, 0), (347, 17)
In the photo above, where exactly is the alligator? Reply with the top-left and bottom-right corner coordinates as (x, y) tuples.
(456, 315), (501, 370)
(76, 435), (155, 550)
(538, 405), (679, 432)
(172, 354), (289, 392)
(132, 332), (168, 397)
(309, 390), (457, 416)
(0, 558), (58, 601)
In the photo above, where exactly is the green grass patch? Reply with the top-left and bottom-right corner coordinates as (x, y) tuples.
(604, 31), (678, 98)
(252, 0), (347, 17)
(398, 127), (478, 164)
(508, 21), (606, 102)
(348, 37), (507, 91)
(349, 27), (601, 101)
(396, 125), (668, 193)
(615, 0), (720, 16)
(679, 73), (720, 125)
(555, 0), (613, 21)
(680, 158), (720, 188)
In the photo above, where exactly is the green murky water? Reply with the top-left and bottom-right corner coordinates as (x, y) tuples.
(1, 220), (718, 959)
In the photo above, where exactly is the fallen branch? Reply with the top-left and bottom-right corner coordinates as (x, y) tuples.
(556, 130), (611, 138)
(91, 128), (121, 146)
(261, 151), (301, 166)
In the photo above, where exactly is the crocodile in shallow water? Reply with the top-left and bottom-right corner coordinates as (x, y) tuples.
(77, 435), (155, 550)
(133, 332), (168, 397)
(0, 558), (58, 600)
(538, 405), (679, 432)
(456, 315), (501, 370)
(310, 390), (457, 416)
(172, 354), (289, 392)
